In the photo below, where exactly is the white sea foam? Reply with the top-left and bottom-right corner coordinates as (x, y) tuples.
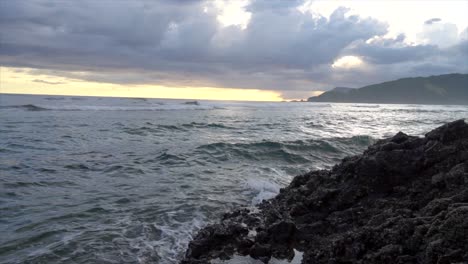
(246, 178), (281, 205)
(247, 229), (257, 237)
(116, 211), (207, 264)
(211, 249), (303, 264)
(351, 104), (380, 108)
(152, 213), (206, 263)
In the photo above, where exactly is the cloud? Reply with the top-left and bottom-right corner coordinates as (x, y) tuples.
(0, 0), (467, 99)
(246, 0), (304, 12)
(332, 56), (363, 69)
(32, 79), (65, 85)
(420, 21), (460, 48)
(425, 18), (441, 25)
(349, 35), (439, 64)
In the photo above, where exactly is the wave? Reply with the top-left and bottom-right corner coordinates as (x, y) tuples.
(382, 108), (468, 113)
(0, 103), (222, 112)
(0, 229), (66, 256)
(64, 164), (91, 170)
(180, 122), (234, 129)
(351, 104), (380, 108)
(156, 152), (187, 166)
(198, 136), (375, 152)
(122, 122), (235, 136)
(122, 126), (166, 136)
(195, 136), (375, 164)
(245, 178), (281, 205)
(0, 104), (49, 111)
(44, 97), (66, 101)
(4, 180), (76, 188)
(103, 165), (145, 175)
(131, 97), (148, 101)
(307, 103), (332, 107)
(112, 210), (207, 263)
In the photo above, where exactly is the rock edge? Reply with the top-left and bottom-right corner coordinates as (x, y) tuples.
(182, 120), (468, 264)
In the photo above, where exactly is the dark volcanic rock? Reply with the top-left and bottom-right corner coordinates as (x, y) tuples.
(182, 120), (468, 264)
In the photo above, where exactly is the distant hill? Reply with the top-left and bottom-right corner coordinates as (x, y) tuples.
(308, 74), (468, 105)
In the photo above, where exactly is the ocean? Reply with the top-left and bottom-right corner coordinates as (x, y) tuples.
(1, 94), (467, 264)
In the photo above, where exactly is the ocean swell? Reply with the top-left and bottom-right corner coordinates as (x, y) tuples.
(195, 136), (375, 165)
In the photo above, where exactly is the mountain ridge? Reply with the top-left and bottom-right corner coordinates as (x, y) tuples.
(308, 73), (468, 105)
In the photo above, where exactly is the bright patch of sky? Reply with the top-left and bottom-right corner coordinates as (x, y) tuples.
(299, 0), (468, 45)
(214, 0), (468, 45)
(332, 56), (364, 69)
(213, 0), (252, 29)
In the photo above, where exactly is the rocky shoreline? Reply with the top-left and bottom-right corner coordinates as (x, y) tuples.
(182, 120), (468, 264)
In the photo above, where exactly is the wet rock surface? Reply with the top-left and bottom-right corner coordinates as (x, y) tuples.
(182, 120), (468, 264)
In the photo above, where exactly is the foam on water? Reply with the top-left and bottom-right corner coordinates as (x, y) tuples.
(246, 178), (281, 205)
(211, 249), (304, 264)
(151, 213), (207, 263)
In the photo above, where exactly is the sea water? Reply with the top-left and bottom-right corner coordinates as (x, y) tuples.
(1, 94), (467, 263)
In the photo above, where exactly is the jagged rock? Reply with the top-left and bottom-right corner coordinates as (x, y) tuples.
(182, 120), (468, 264)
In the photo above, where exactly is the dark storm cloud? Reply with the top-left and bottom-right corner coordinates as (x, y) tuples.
(0, 0), (466, 98)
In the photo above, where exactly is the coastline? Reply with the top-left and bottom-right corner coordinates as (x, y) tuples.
(182, 119), (468, 263)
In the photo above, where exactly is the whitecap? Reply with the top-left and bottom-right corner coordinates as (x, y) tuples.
(245, 178), (281, 205)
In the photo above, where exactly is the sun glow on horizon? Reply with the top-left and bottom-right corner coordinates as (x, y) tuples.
(0, 67), (283, 102)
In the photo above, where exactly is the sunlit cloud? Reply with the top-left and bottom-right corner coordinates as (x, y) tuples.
(300, 0), (468, 44)
(332, 56), (364, 69)
(214, 0), (251, 29)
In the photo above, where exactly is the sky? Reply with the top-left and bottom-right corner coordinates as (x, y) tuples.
(0, 0), (467, 101)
